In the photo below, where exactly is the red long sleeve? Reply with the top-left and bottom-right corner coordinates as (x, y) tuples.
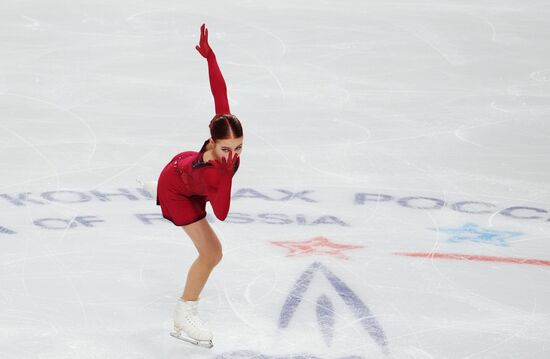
(206, 52), (231, 115)
(202, 167), (232, 221)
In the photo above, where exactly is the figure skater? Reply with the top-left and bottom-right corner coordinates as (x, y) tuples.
(148, 23), (243, 348)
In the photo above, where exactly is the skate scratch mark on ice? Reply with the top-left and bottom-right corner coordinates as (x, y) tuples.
(0, 92), (150, 195)
(461, 117), (515, 131)
(490, 101), (511, 113)
(303, 62), (351, 105)
(530, 69), (550, 82)
(299, 151), (372, 185)
(244, 23), (286, 57)
(300, 112), (376, 182)
(243, 129), (298, 212)
(88, 149), (157, 190)
(366, 130), (454, 145)
(0, 122), (63, 191)
(0, 123), (85, 313)
(467, 299), (539, 358)
(227, 247), (279, 306)
(125, 8), (177, 22)
(380, 20), (455, 66)
(53, 213), (92, 326)
(455, 115), (522, 148)
(19, 45), (88, 67)
(138, 249), (152, 292)
(412, 201), (486, 311)
(423, 204), (454, 285)
(0, 165), (145, 191)
(426, 200), (443, 257)
(1, 97), (140, 326)
(487, 207), (507, 227)
(0, 93), (98, 163)
(264, 66), (286, 101)
(223, 236), (266, 257)
(226, 62), (286, 101)
(223, 281), (261, 331)
(20, 15), (40, 28)
(244, 274), (262, 305)
(454, 126), (486, 148)
(0, 251), (88, 269)
(0, 270), (119, 281)
(371, 147), (432, 174)
(486, 20), (497, 42)
(330, 116), (371, 145)
(32, 207), (90, 326)
(216, 350), (367, 359)
(463, 11), (497, 42)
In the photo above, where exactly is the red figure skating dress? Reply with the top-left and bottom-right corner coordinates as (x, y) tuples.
(156, 31), (239, 226)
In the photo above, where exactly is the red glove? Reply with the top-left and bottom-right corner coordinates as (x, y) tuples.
(195, 23), (231, 115)
(207, 151), (239, 175)
(203, 151), (239, 221)
(195, 23), (212, 58)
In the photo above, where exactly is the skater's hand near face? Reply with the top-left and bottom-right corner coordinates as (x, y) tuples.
(208, 151), (239, 175)
(203, 151), (237, 222)
(195, 23), (213, 58)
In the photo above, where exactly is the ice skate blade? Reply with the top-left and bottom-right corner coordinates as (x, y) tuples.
(170, 331), (213, 348)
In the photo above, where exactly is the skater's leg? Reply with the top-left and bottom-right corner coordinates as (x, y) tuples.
(171, 218), (219, 347)
(180, 217), (223, 301)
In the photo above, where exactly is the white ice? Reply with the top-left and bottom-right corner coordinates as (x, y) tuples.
(1, 0), (549, 358)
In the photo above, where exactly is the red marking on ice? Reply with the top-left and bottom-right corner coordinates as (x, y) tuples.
(394, 252), (550, 267)
(271, 236), (365, 260)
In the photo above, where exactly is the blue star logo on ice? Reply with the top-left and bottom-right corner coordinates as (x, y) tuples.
(429, 223), (522, 246)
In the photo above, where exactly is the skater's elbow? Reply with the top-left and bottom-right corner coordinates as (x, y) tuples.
(213, 208), (229, 221)
(215, 212), (228, 221)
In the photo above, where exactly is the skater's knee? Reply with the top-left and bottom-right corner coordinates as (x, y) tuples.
(212, 250), (223, 266)
(200, 250), (222, 267)
(216, 251), (223, 264)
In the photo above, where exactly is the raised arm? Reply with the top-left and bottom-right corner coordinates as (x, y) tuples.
(195, 23), (231, 115)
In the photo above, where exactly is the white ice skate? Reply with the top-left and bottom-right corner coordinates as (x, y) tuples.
(170, 298), (213, 349)
(136, 179), (158, 200)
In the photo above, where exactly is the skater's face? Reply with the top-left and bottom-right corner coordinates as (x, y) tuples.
(212, 137), (243, 161)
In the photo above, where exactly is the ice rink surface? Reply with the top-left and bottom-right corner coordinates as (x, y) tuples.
(1, 0), (550, 358)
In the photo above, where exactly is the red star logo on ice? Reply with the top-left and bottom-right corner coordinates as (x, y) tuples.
(270, 236), (365, 260)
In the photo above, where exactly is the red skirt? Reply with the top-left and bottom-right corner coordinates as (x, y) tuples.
(156, 152), (207, 226)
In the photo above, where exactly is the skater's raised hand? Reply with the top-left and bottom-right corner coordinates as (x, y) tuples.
(208, 151), (239, 175)
(195, 23), (213, 58)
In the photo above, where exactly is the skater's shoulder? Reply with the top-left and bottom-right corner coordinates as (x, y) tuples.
(171, 150), (198, 162)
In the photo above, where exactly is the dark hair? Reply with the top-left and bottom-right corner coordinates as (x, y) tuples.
(209, 114), (243, 141)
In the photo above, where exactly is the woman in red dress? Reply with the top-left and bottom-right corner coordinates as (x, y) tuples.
(156, 24), (243, 348)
